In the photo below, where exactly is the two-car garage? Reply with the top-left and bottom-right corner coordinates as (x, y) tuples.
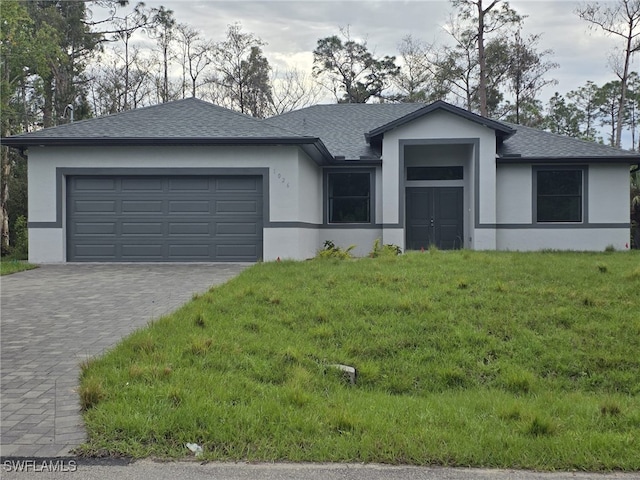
(66, 175), (263, 262)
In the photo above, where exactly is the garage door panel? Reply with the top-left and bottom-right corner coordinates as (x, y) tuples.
(216, 222), (258, 235)
(121, 244), (164, 257)
(122, 178), (164, 191)
(168, 222), (210, 235)
(74, 222), (117, 235)
(121, 222), (164, 235)
(67, 175), (262, 262)
(169, 177), (210, 191)
(169, 200), (211, 213)
(216, 243), (258, 258)
(216, 200), (259, 214)
(74, 200), (117, 213)
(168, 244), (211, 257)
(73, 244), (117, 257)
(73, 178), (116, 191)
(216, 177), (259, 191)
(122, 200), (164, 214)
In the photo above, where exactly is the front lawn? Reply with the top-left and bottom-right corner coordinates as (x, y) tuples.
(79, 251), (640, 470)
(0, 258), (37, 276)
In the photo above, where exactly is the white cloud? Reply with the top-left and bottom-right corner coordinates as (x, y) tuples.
(140, 0), (638, 100)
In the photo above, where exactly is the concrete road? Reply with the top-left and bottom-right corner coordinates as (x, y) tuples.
(1, 460), (638, 480)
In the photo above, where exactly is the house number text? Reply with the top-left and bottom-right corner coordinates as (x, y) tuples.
(272, 168), (290, 188)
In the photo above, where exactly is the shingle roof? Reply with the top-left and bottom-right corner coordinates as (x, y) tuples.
(263, 103), (425, 159)
(3, 98), (638, 164)
(499, 121), (639, 159)
(4, 98), (303, 140)
(265, 103), (639, 162)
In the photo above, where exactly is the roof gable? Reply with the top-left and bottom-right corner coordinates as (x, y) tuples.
(366, 100), (516, 141)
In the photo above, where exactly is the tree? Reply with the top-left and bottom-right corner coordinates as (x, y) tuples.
(566, 81), (602, 141)
(0, 1), (63, 254)
(543, 93), (584, 137)
(577, 0), (640, 148)
(313, 27), (400, 103)
(26, 1), (101, 127)
(149, 5), (176, 103)
(597, 80), (625, 146)
(451, 0), (521, 116)
(175, 24), (213, 98)
(504, 27), (558, 124)
(393, 35), (447, 103)
(108, 1), (150, 110)
(437, 19), (511, 115)
(211, 24), (273, 117)
(268, 69), (323, 116)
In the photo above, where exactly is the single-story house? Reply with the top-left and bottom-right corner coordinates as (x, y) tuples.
(3, 98), (639, 262)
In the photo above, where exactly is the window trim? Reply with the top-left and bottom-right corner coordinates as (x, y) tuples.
(533, 166), (587, 224)
(324, 168), (375, 225)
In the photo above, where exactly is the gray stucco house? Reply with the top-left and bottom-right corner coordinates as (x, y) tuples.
(3, 98), (639, 262)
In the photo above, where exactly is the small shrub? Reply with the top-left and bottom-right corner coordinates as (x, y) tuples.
(316, 240), (355, 259)
(11, 215), (28, 259)
(369, 238), (402, 258)
(79, 378), (106, 411)
(604, 244), (616, 252)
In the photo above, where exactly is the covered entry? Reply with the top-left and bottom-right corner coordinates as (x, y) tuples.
(66, 175), (263, 262)
(406, 187), (464, 250)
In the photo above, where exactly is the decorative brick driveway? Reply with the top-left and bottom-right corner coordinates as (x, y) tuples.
(0, 263), (248, 458)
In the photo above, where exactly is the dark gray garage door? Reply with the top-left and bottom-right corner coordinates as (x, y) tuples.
(67, 175), (263, 262)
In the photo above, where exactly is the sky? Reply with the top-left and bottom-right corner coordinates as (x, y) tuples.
(125, 0), (634, 105)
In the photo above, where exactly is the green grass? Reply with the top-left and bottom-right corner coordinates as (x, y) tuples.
(0, 258), (37, 275)
(78, 251), (640, 470)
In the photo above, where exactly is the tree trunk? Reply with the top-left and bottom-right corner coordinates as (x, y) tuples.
(43, 75), (54, 128)
(615, 33), (633, 148)
(0, 144), (11, 255)
(477, 1), (488, 117)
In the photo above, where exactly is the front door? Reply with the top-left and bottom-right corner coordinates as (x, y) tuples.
(406, 187), (464, 250)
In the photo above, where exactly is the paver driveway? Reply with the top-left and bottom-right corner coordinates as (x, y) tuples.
(0, 263), (249, 458)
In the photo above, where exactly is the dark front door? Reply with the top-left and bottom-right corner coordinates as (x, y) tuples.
(406, 187), (464, 250)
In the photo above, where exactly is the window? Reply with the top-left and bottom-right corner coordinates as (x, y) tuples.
(536, 169), (583, 222)
(327, 172), (371, 223)
(406, 166), (463, 181)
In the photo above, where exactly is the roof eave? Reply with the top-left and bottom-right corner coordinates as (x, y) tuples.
(497, 155), (640, 164)
(1, 136), (335, 165)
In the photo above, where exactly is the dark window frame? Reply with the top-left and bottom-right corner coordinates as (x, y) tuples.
(324, 169), (374, 225)
(406, 166), (464, 181)
(533, 166), (586, 224)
